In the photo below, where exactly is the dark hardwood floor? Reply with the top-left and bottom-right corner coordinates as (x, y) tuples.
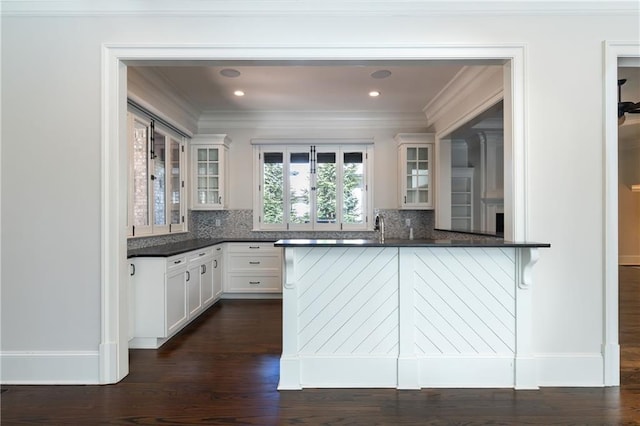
(3, 269), (640, 425)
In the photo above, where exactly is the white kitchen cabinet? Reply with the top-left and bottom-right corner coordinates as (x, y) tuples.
(225, 243), (282, 296)
(212, 245), (223, 300)
(129, 244), (224, 349)
(190, 134), (231, 210)
(186, 259), (204, 319)
(130, 254), (189, 348)
(395, 133), (435, 210)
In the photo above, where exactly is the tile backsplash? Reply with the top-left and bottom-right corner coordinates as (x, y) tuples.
(129, 208), (438, 249)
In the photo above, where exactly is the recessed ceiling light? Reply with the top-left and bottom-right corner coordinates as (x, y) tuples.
(220, 68), (241, 78)
(371, 70), (392, 79)
(234, 90), (245, 97)
(369, 91), (380, 97)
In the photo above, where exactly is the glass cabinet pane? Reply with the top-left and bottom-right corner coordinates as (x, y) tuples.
(407, 147), (417, 161)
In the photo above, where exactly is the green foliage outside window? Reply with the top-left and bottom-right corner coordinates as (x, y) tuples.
(263, 163), (284, 224)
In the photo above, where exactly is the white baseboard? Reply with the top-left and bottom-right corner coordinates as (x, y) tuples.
(536, 353), (604, 387)
(290, 355), (398, 388)
(418, 355), (515, 388)
(221, 293), (282, 300)
(619, 255), (640, 265)
(1, 351), (100, 384)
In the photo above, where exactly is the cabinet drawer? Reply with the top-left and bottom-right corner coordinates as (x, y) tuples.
(226, 274), (282, 292)
(167, 255), (187, 270)
(187, 247), (214, 263)
(228, 255), (281, 271)
(226, 242), (278, 253)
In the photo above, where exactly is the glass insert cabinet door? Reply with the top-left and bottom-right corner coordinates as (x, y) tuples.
(190, 135), (230, 210)
(196, 147), (221, 206)
(396, 135), (434, 210)
(405, 146), (429, 204)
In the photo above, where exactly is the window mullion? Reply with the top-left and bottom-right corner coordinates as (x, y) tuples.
(336, 147), (344, 228)
(310, 146), (317, 229)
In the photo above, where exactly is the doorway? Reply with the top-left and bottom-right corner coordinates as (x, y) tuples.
(101, 44), (528, 384)
(618, 64), (640, 384)
(603, 42), (640, 386)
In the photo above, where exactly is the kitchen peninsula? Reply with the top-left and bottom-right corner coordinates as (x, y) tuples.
(275, 238), (550, 390)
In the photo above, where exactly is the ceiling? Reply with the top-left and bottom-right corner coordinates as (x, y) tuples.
(131, 61), (639, 140)
(132, 61), (474, 117)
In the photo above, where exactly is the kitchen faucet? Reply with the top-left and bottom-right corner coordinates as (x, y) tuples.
(374, 213), (385, 243)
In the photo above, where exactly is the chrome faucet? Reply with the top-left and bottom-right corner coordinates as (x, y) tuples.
(374, 213), (385, 243)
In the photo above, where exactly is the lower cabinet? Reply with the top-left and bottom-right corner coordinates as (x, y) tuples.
(129, 244), (223, 349)
(225, 243), (282, 296)
(129, 241), (279, 349)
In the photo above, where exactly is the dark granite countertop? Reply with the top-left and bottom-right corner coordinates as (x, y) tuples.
(273, 239), (550, 248)
(127, 238), (279, 258)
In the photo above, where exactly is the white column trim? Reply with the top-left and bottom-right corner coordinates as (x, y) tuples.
(397, 248), (419, 389)
(603, 40), (640, 387)
(515, 247), (538, 389)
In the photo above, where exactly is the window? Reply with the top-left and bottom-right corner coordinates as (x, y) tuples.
(255, 143), (372, 231)
(127, 110), (186, 237)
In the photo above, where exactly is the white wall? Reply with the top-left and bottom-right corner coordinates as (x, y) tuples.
(2, 3), (639, 384)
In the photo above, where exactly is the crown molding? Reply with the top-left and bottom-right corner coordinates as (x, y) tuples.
(2, 1), (638, 17)
(198, 110), (429, 131)
(422, 65), (503, 127)
(127, 67), (201, 133)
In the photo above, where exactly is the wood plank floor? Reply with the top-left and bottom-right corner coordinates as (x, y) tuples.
(3, 268), (640, 425)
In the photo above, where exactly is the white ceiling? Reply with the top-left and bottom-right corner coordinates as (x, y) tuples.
(134, 61), (471, 116)
(131, 61), (640, 141)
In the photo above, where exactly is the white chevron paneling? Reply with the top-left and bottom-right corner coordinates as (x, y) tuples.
(412, 247), (515, 355)
(296, 247), (399, 355)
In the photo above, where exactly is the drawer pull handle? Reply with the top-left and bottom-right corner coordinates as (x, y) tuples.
(249, 246), (260, 249)
(174, 260), (182, 264)
(214, 260), (218, 268)
(186, 271), (191, 281)
(201, 265), (206, 274)
(216, 247), (221, 251)
(249, 261), (261, 265)
(199, 252), (206, 257)
(130, 264), (135, 276)
(249, 281), (261, 285)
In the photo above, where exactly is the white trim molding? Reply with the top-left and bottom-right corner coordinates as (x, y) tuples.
(3, 1), (639, 17)
(603, 40), (640, 387)
(102, 42), (529, 384)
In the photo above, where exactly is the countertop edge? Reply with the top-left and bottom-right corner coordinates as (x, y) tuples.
(273, 239), (551, 248)
(127, 238), (279, 258)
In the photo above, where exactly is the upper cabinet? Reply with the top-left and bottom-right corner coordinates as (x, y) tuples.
(190, 134), (231, 210)
(396, 133), (435, 210)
